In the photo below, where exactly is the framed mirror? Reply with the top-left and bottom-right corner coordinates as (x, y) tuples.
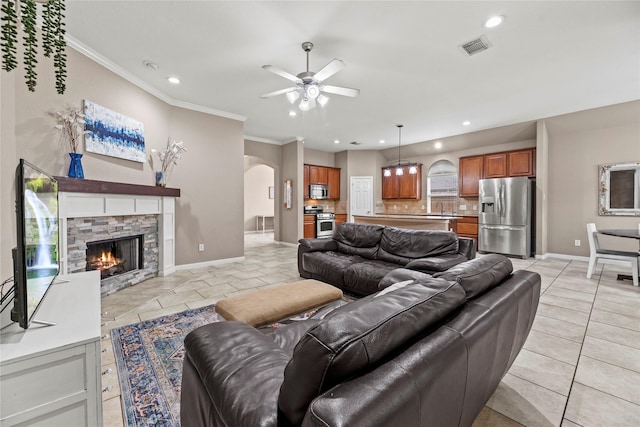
(598, 162), (640, 216)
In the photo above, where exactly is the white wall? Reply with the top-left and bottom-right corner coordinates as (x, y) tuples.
(244, 165), (275, 231)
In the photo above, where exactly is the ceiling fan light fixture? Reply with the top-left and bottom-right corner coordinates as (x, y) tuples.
(286, 91), (300, 104)
(317, 94), (329, 107)
(305, 84), (320, 99)
(299, 98), (310, 111)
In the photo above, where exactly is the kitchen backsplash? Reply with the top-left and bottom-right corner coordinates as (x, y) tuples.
(381, 197), (479, 216)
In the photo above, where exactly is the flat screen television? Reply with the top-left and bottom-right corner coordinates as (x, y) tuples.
(10, 159), (59, 329)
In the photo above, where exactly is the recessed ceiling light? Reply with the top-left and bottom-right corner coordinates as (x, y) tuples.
(334, 140), (340, 144)
(484, 15), (505, 28)
(289, 111), (297, 117)
(167, 76), (180, 84)
(434, 141), (443, 149)
(379, 140), (385, 144)
(462, 121), (471, 126)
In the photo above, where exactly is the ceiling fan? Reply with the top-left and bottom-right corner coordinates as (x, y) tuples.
(260, 42), (360, 111)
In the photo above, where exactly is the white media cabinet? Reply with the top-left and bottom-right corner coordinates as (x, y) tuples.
(0, 271), (102, 426)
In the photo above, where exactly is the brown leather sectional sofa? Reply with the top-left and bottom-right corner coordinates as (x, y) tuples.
(298, 222), (476, 295)
(181, 254), (541, 427)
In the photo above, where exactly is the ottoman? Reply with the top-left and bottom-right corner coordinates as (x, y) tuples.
(216, 279), (343, 327)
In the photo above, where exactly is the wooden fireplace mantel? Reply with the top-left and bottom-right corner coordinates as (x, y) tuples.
(54, 176), (180, 198)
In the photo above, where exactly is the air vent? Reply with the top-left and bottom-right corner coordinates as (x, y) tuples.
(460, 36), (492, 56)
(350, 141), (361, 145)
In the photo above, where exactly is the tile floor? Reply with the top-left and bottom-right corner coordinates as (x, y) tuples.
(100, 233), (640, 427)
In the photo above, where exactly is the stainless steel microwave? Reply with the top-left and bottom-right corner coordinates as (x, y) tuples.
(309, 184), (329, 200)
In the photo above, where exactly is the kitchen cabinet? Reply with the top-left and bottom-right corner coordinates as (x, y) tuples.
(381, 165), (422, 199)
(309, 166), (328, 185)
(303, 165), (309, 199)
(459, 149), (536, 196)
(327, 167), (341, 199)
(484, 153), (507, 178)
(508, 149), (536, 177)
(382, 170), (398, 199)
(304, 164), (341, 200)
(459, 156), (484, 197)
(455, 216), (478, 248)
(335, 214), (348, 226)
(304, 214), (316, 238)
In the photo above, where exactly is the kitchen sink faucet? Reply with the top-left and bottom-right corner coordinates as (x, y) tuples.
(435, 201), (444, 215)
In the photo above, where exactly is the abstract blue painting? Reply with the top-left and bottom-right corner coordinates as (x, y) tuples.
(83, 100), (146, 163)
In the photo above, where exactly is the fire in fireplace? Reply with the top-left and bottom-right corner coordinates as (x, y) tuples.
(86, 235), (144, 279)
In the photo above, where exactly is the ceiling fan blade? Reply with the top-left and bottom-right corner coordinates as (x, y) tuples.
(313, 59), (345, 82)
(321, 85), (360, 97)
(262, 65), (302, 83)
(260, 87), (299, 99)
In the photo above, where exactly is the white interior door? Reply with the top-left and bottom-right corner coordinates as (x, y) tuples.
(350, 176), (373, 222)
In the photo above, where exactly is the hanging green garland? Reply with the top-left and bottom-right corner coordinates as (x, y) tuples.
(1, 0), (18, 72)
(0, 0), (67, 94)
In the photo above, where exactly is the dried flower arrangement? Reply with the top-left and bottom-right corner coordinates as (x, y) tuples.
(149, 138), (187, 174)
(54, 105), (87, 153)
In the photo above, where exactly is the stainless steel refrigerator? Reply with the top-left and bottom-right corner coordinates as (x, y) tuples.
(478, 176), (534, 258)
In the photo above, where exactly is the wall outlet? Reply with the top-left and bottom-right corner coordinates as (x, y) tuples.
(472, 204), (477, 210)
(574, 240), (581, 247)
(393, 205), (397, 209)
(404, 205), (408, 209)
(459, 204), (467, 211)
(198, 243), (205, 251)
(421, 205), (425, 209)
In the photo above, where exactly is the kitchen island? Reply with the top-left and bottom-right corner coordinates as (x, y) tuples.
(352, 214), (457, 231)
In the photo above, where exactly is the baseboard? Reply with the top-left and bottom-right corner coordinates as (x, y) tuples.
(176, 256), (245, 270)
(538, 252), (633, 267)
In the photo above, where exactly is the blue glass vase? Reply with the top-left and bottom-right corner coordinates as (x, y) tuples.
(68, 152), (84, 179)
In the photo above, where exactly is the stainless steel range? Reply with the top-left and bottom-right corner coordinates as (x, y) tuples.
(304, 206), (336, 238)
(316, 212), (336, 238)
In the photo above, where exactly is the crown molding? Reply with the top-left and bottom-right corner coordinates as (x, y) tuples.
(65, 34), (247, 123)
(244, 135), (282, 145)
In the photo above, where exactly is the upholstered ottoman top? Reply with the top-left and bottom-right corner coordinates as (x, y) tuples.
(216, 279), (343, 327)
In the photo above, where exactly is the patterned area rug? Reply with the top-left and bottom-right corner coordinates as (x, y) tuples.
(111, 298), (354, 426)
(111, 305), (222, 427)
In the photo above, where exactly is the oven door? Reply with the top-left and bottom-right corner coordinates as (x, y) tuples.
(316, 218), (335, 238)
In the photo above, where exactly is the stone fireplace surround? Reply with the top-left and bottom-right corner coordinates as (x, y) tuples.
(56, 177), (179, 295)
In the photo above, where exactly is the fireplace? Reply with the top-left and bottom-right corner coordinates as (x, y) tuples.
(86, 235), (144, 280)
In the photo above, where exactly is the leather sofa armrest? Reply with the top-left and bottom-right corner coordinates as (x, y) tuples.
(184, 321), (290, 427)
(298, 238), (338, 252)
(457, 237), (476, 260)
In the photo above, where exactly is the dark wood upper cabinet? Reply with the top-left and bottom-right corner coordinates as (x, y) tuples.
(309, 166), (328, 185)
(459, 149), (535, 197)
(304, 164), (340, 199)
(382, 169), (399, 199)
(381, 165), (422, 199)
(303, 164), (310, 199)
(327, 167), (340, 199)
(459, 156), (484, 197)
(484, 153), (508, 178)
(508, 149), (536, 177)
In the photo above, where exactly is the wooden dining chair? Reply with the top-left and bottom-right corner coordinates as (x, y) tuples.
(586, 223), (639, 286)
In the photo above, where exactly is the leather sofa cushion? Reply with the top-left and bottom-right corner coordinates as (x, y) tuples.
(333, 222), (384, 259)
(343, 260), (401, 296)
(405, 253), (469, 273)
(378, 268), (432, 290)
(278, 279), (466, 426)
(434, 254), (513, 299)
(301, 251), (365, 287)
(378, 228), (458, 265)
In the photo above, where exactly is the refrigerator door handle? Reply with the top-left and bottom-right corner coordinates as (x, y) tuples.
(500, 184), (505, 218)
